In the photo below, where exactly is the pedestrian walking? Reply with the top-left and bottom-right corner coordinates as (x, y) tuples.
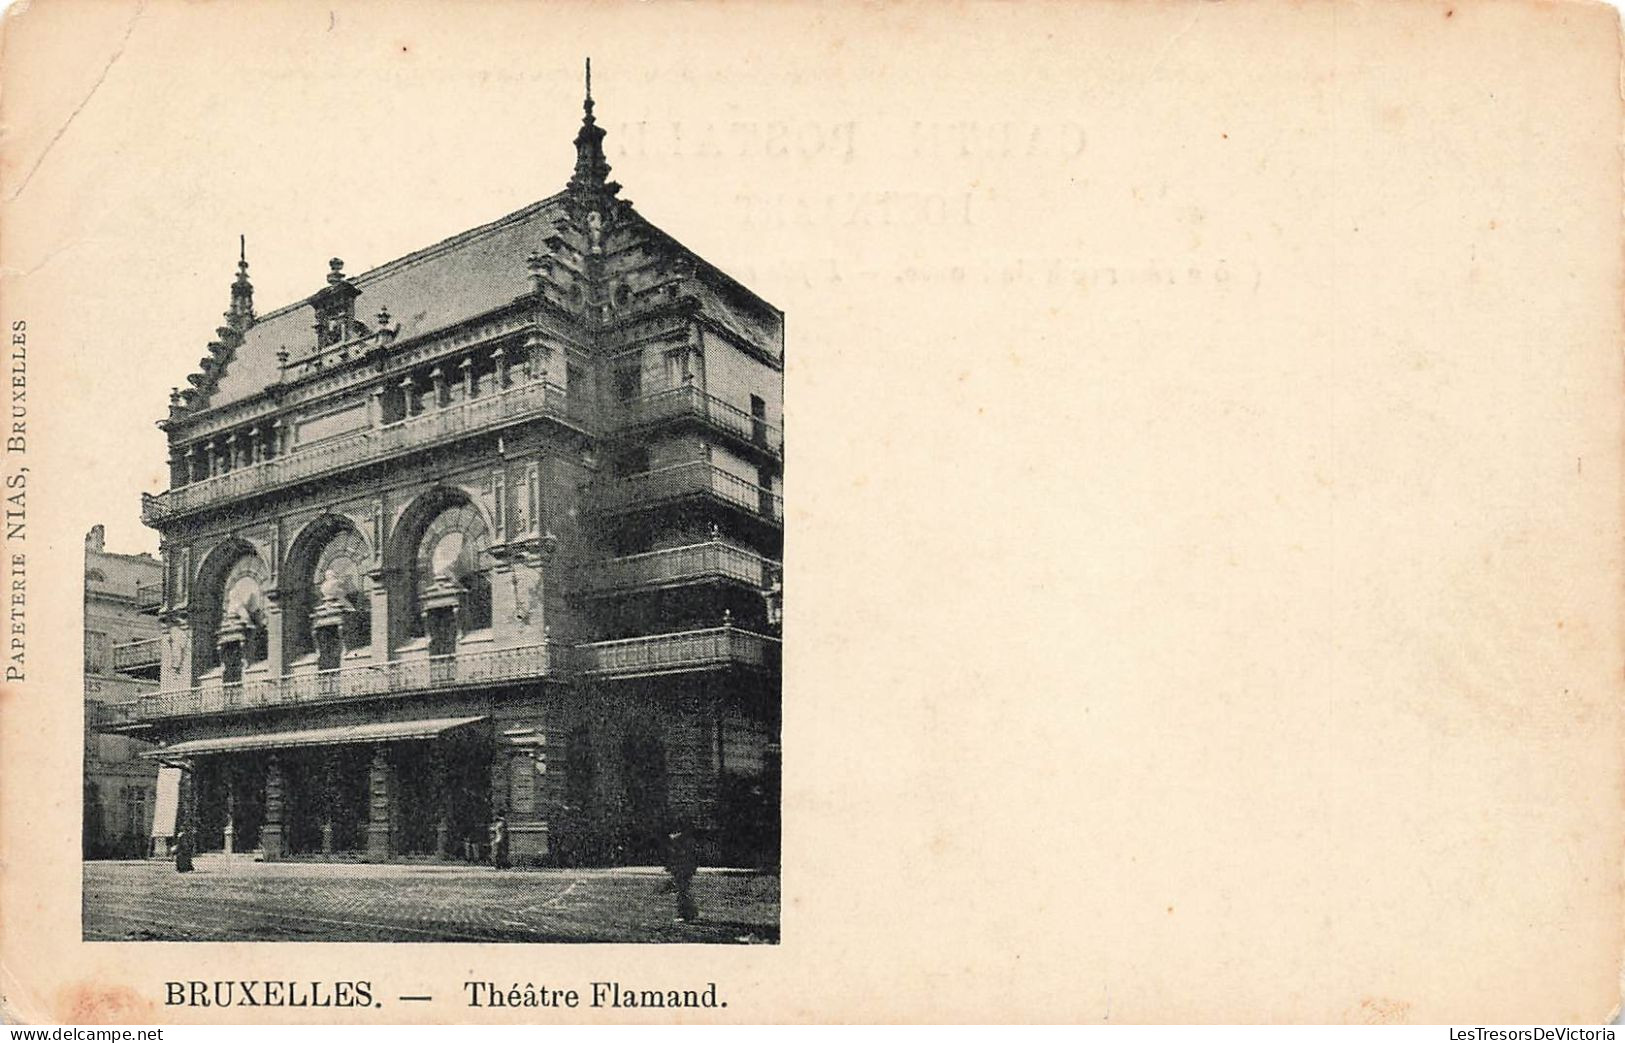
(174, 828), (193, 873)
(490, 813), (510, 870)
(664, 823), (699, 922)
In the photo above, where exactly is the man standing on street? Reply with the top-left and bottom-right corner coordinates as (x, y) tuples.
(665, 823), (699, 923)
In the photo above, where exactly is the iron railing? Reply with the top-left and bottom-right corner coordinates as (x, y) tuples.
(586, 461), (783, 524)
(144, 378), (590, 524)
(134, 582), (164, 612)
(574, 625), (780, 678)
(573, 541), (779, 596)
(92, 628), (779, 729)
(611, 385), (782, 456)
(126, 642), (557, 721)
(89, 700), (140, 729)
(111, 637), (162, 674)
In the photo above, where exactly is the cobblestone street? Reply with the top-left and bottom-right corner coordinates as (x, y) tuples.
(83, 859), (779, 943)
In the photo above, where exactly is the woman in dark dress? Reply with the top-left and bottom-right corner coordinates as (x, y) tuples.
(174, 829), (194, 873)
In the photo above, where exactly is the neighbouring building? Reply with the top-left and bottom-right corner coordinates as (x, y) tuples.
(101, 66), (782, 868)
(84, 525), (164, 858)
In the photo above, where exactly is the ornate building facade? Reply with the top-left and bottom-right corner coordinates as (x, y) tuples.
(104, 70), (783, 867)
(84, 526), (164, 858)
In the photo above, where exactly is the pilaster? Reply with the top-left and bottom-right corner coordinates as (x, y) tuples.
(261, 755), (286, 861)
(366, 744), (394, 861)
(263, 590), (284, 677)
(366, 568), (390, 662)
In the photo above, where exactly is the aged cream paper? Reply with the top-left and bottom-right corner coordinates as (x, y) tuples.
(1, 0), (1622, 1024)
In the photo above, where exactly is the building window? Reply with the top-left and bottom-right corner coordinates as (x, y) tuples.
(124, 785), (148, 838)
(614, 364), (641, 403)
(612, 447), (650, 477)
(413, 502), (494, 638)
(216, 552), (270, 676)
(751, 394), (768, 445)
(664, 349), (684, 387)
(84, 631), (109, 674)
(310, 526), (372, 658)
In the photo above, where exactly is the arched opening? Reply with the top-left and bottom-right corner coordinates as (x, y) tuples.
(189, 541), (270, 683)
(284, 518), (373, 669)
(386, 490), (494, 653)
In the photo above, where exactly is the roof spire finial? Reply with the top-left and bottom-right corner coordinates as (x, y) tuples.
(228, 234), (255, 330)
(568, 57), (616, 198)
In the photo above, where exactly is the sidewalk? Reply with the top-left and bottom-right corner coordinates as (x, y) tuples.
(83, 860), (780, 943)
(87, 857), (771, 878)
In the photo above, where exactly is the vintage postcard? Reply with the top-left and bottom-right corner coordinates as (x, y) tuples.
(1, 0), (1622, 1025)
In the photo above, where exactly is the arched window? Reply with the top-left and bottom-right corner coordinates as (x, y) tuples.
(311, 527), (371, 660)
(217, 553), (269, 675)
(413, 502), (493, 638)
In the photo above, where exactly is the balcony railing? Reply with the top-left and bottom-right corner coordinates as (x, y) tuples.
(124, 642), (557, 722)
(89, 630), (779, 728)
(586, 462), (783, 525)
(612, 385), (782, 456)
(134, 582), (164, 612)
(144, 378), (590, 524)
(89, 700), (141, 729)
(574, 625), (780, 678)
(111, 637), (162, 674)
(573, 541), (779, 597)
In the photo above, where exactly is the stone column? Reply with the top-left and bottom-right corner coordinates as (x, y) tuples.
(319, 749), (335, 855)
(176, 760), (199, 857)
(261, 755), (286, 861)
(491, 347), (508, 389)
(369, 386), (386, 429)
(399, 374), (417, 417)
(429, 366), (448, 409)
(366, 745), (394, 861)
(204, 441), (217, 478)
(433, 746), (450, 858)
(487, 750), (509, 862)
(223, 788), (237, 854)
(459, 357), (475, 400)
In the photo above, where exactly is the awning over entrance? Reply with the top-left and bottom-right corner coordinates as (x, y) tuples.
(142, 716), (488, 760)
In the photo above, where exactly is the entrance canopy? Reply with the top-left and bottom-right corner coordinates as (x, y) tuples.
(142, 716), (488, 760)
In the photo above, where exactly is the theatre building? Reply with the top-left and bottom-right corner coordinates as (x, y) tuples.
(104, 73), (783, 867)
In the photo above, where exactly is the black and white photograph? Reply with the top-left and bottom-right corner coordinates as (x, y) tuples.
(79, 61), (783, 945)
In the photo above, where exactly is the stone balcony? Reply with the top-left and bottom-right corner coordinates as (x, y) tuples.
(573, 625), (780, 680)
(111, 636), (162, 677)
(135, 582), (164, 613)
(143, 378), (591, 525)
(585, 462), (784, 527)
(610, 385), (782, 459)
(572, 540), (780, 598)
(108, 641), (559, 724)
(93, 629), (778, 728)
